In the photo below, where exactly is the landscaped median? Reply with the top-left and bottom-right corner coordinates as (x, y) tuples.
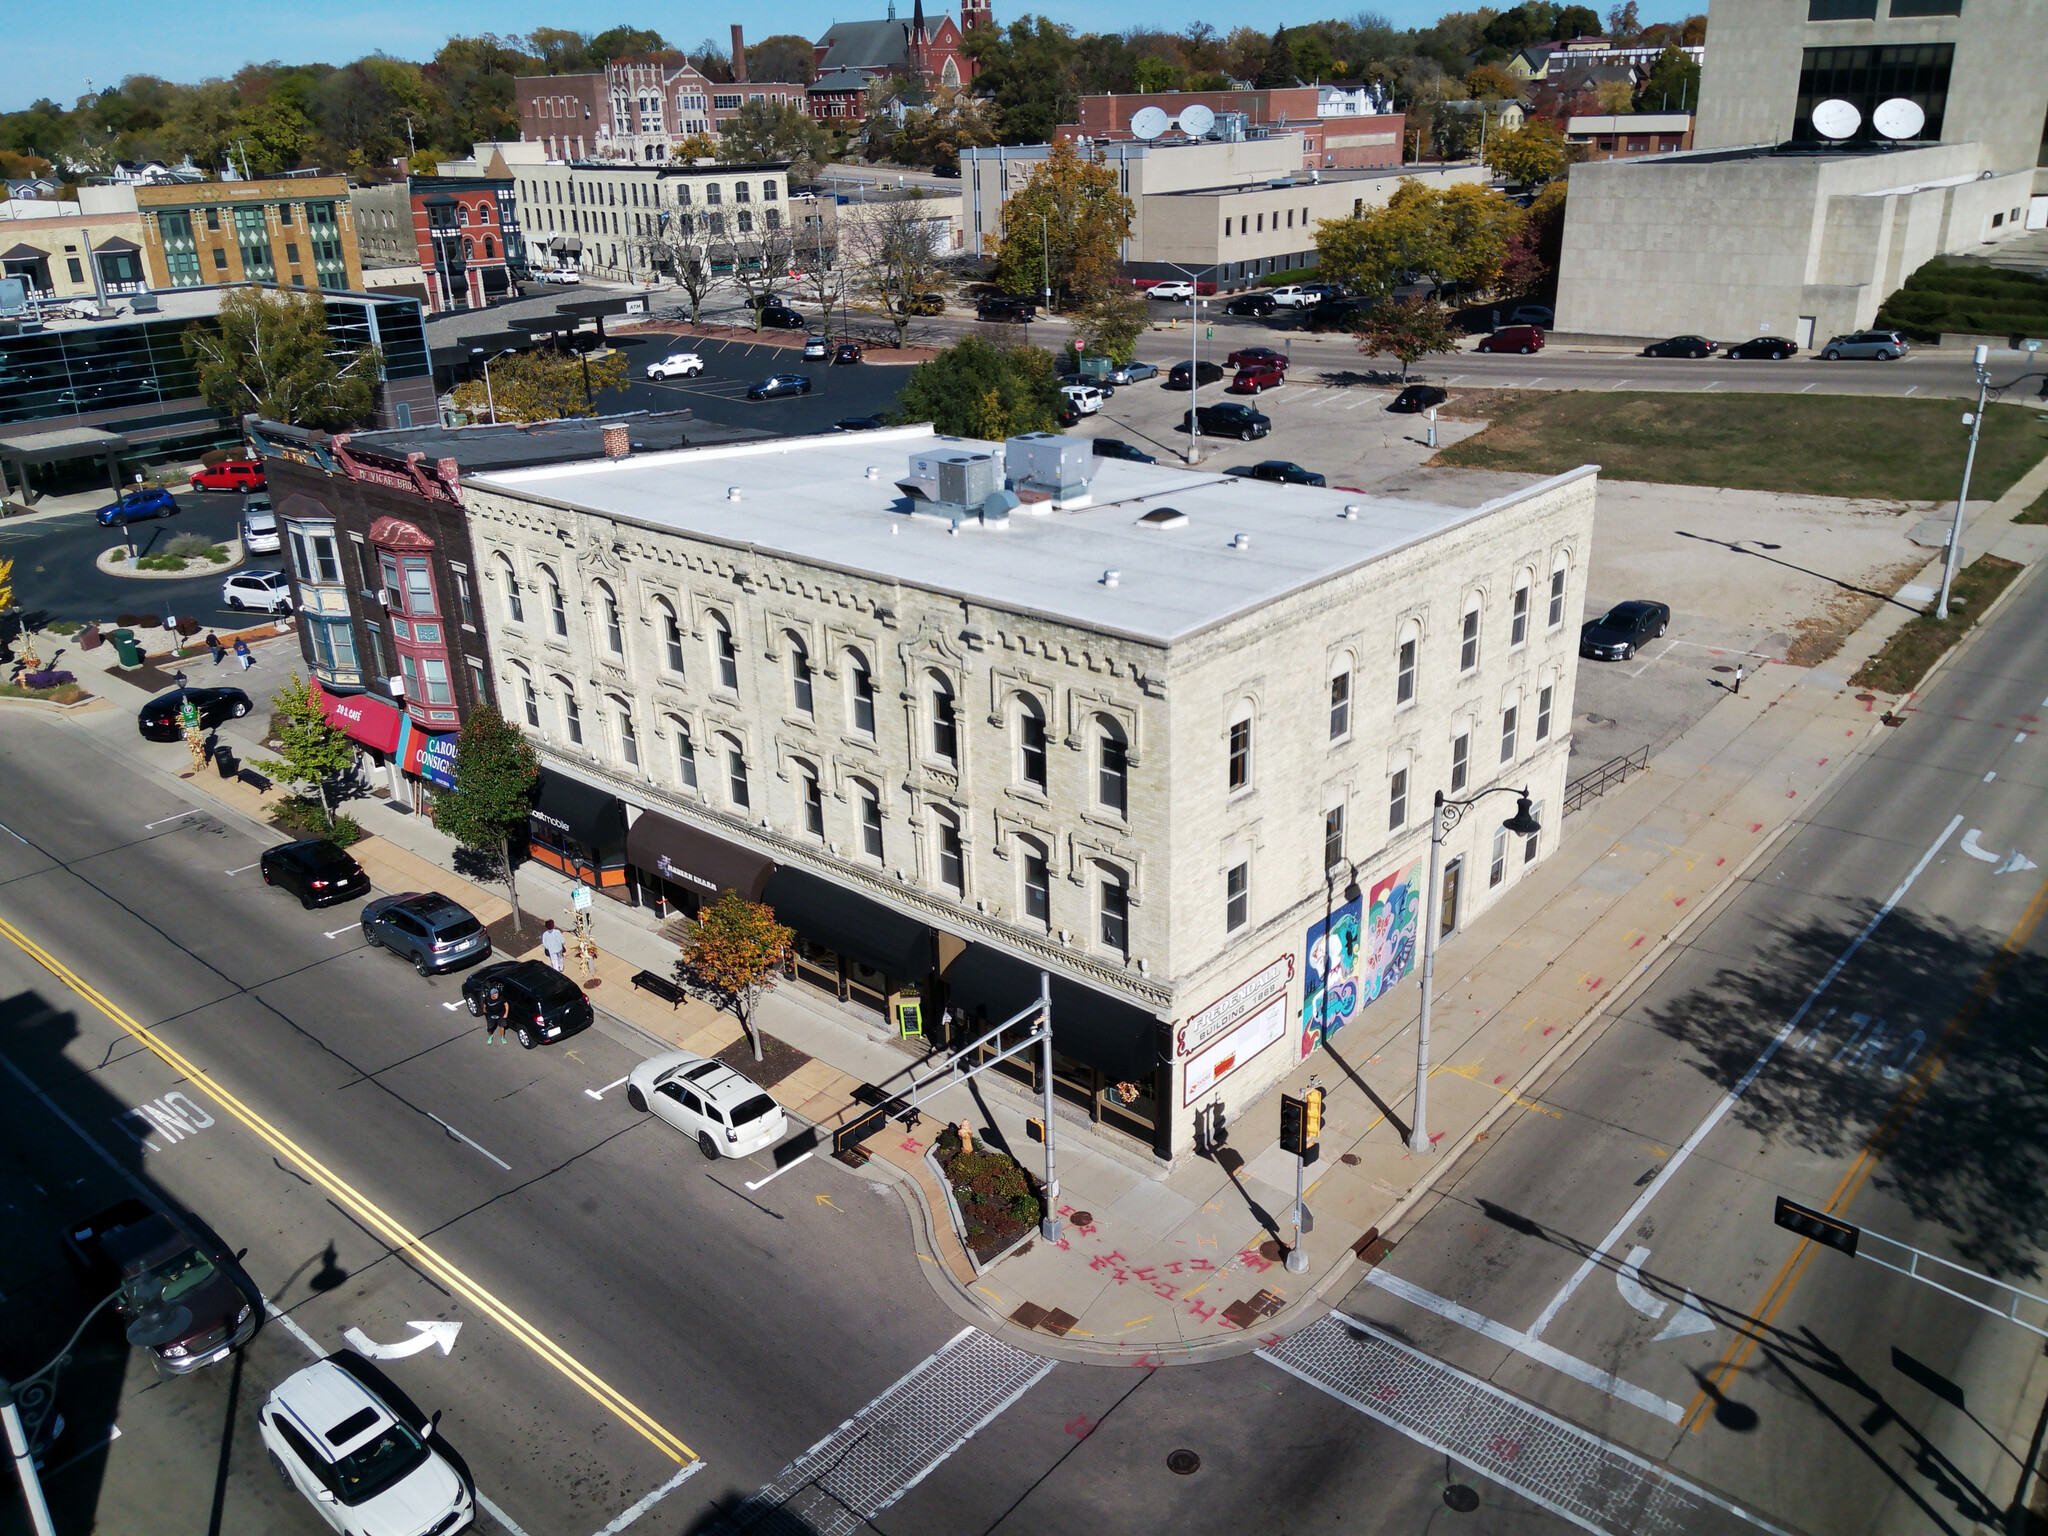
(1851, 554), (2025, 695)
(98, 535), (244, 578)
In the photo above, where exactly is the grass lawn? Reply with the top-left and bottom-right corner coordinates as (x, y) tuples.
(2017, 483), (2048, 525)
(1851, 555), (2024, 695)
(1432, 392), (2048, 501)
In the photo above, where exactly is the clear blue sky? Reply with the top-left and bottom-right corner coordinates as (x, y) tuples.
(4, 0), (1695, 114)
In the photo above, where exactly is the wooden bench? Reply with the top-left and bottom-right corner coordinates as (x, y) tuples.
(631, 970), (686, 1009)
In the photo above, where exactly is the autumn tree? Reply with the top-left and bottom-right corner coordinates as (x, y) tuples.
(1484, 117), (1576, 185)
(843, 196), (945, 347)
(450, 348), (626, 423)
(437, 702), (540, 937)
(678, 890), (795, 1061)
(994, 139), (1134, 310)
(894, 336), (1061, 438)
(1463, 64), (1522, 101)
(1316, 181), (1522, 300)
(184, 288), (379, 430)
(251, 674), (357, 823)
(1355, 298), (1457, 381)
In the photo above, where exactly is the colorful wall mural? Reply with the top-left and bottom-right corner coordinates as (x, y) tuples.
(1299, 856), (1423, 1056)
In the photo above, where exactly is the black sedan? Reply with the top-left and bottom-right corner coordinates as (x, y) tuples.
(1184, 402), (1270, 440)
(1724, 336), (1797, 361)
(1580, 600), (1671, 661)
(1247, 460), (1326, 486)
(746, 373), (813, 400)
(260, 838), (370, 909)
(756, 305), (808, 330)
(1388, 384), (1448, 414)
(1223, 293), (1278, 317)
(1164, 359), (1225, 390)
(1643, 334), (1714, 359)
(833, 341), (863, 364)
(461, 958), (595, 1048)
(64, 1198), (258, 1376)
(137, 686), (251, 741)
(1092, 438), (1157, 463)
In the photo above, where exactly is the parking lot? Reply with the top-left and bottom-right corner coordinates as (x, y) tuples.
(594, 331), (912, 437)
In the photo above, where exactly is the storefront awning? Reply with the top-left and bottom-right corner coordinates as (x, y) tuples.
(318, 686), (406, 755)
(531, 768), (625, 848)
(626, 810), (773, 902)
(944, 946), (1164, 1082)
(760, 866), (933, 982)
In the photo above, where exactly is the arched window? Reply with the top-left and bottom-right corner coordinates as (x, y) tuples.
(1328, 655), (1352, 741)
(848, 651), (876, 735)
(484, 235), (495, 259)
(721, 734), (749, 808)
(479, 203), (492, 224)
(1017, 695), (1047, 789)
(1548, 552), (1570, 629)
(512, 662), (538, 727)
(541, 566), (567, 638)
(928, 672), (957, 764)
(1511, 568), (1533, 647)
(595, 580), (623, 655)
(671, 717), (698, 789)
(798, 762), (825, 836)
(1097, 715), (1129, 816)
(1460, 593), (1483, 673)
(1097, 862), (1130, 955)
(856, 779), (883, 859)
(933, 810), (964, 892)
(1535, 669), (1556, 743)
(789, 635), (814, 716)
(1018, 836), (1051, 927)
(557, 677), (582, 744)
(496, 556), (523, 625)
(657, 598), (684, 673)
(711, 613), (738, 691)
(1396, 619), (1421, 706)
(1226, 703), (1252, 793)
(613, 697), (640, 766)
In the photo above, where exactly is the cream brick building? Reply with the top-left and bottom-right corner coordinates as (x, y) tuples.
(460, 427), (1594, 1162)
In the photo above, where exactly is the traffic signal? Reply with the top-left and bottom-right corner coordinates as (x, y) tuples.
(1279, 1094), (1306, 1156)
(1303, 1087), (1323, 1145)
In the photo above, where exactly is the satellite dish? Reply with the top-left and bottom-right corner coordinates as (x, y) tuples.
(1130, 106), (1171, 141)
(1810, 98), (1862, 141)
(1872, 97), (1925, 140)
(1179, 104), (1217, 139)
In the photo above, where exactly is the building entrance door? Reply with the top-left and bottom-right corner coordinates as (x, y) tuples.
(1440, 856), (1463, 938)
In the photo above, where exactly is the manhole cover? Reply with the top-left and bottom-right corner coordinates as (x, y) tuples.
(1712, 665), (1735, 673)
(1855, 693), (1876, 702)
(582, 978), (602, 989)
(1340, 1153), (1361, 1166)
(1069, 1212), (1093, 1227)
(1167, 1450), (1201, 1476)
(1582, 713), (1613, 726)
(1443, 1485), (1480, 1512)
(1258, 1239), (1285, 1262)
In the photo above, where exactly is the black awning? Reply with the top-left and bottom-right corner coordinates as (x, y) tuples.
(530, 768), (625, 849)
(944, 946), (1165, 1082)
(760, 866), (933, 982)
(626, 810), (773, 902)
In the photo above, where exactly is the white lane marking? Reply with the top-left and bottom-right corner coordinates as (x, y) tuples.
(480, 1493), (536, 1536)
(1615, 1245), (1666, 1318)
(143, 811), (200, 828)
(588, 1462), (706, 1535)
(40, 1424), (123, 1478)
(1524, 812), (1962, 1344)
(1701, 379), (1719, 391)
(1985, 772), (1997, 782)
(1606, 377), (1630, 390)
(1800, 381), (1818, 392)
(426, 1111), (512, 1170)
(225, 862), (260, 875)
(1960, 828), (2000, 863)
(1904, 384), (1919, 396)
(1525, 376), (1545, 387)
(745, 1150), (813, 1190)
(1999, 849), (2038, 875)
(1364, 1270), (1683, 1422)
(324, 925), (357, 939)
(264, 1297), (329, 1359)
(0, 819), (25, 842)
(444, 1001), (466, 1011)
(585, 1074), (631, 1101)
(2019, 732), (2032, 744)
(343, 1320), (462, 1359)
(1346, 396), (1371, 409)
(1446, 374), (1465, 385)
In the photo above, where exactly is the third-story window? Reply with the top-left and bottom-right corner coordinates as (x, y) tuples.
(803, 772), (824, 835)
(1226, 862), (1249, 932)
(1023, 847), (1050, 925)
(726, 742), (749, 808)
(1460, 607), (1480, 672)
(618, 706), (639, 766)
(1512, 585), (1529, 646)
(1329, 671), (1351, 740)
(601, 586), (622, 654)
(930, 675), (957, 763)
(1228, 719), (1251, 791)
(548, 573), (567, 637)
(1548, 567), (1566, 627)
(1397, 637), (1416, 704)
(1098, 721), (1129, 815)
(1500, 705), (1518, 763)
(676, 723), (698, 788)
(457, 572), (474, 626)
(791, 641), (814, 716)
(1536, 684), (1553, 742)
(714, 618), (738, 691)
(1021, 706), (1047, 789)
(403, 558), (434, 615)
(861, 788), (883, 858)
(852, 659), (876, 734)
(1389, 768), (1408, 830)
(1451, 732), (1470, 793)
(938, 819), (964, 891)
(521, 673), (539, 726)
(1324, 806), (1344, 872)
(663, 605), (685, 672)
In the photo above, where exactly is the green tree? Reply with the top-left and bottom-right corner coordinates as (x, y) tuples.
(678, 890), (794, 1062)
(1554, 4), (1602, 37)
(1255, 29), (1297, 88)
(252, 673), (357, 823)
(994, 139), (1134, 309)
(449, 348), (627, 423)
(589, 26), (669, 63)
(1636, 44), (1702, 111)
(963, 17), (1081, 145)
(894, 336), (1061, 438)
(436, 702), (540, 936)
(1484, 118), (1575, 184)
(1317, 181), (1521, 300)
(1130, 57), (1182, 93)
(184, 288), (379, 430)
(1073, 286), (1147, 364)
(717, 98), (834, 181)
(744, 34), (819, 84)
(1355, 298), (1457, 381)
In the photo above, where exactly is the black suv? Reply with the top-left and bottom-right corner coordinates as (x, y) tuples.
(1183, 402), (1271, 441)
(64, 1199), (258, 1375)
(757, 305), (807, 330)
(1223, 293), (1277, 317)
(1092, 438), (1157, 464)
(260, 839), (370, 909)
(976, 296), (1035, 323)
(461, 959), (595, 1048)
(137, 687), (252, 742)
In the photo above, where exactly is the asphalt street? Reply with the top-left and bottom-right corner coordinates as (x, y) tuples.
(593, 331), (911, 439)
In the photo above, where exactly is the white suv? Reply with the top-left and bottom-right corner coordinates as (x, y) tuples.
(260, 1359), (472, 1536)
(627, 1049), (789, 1159)
(1147, 281), (1196, 301)
(1059, 383), (1105, 415)
(223, 569), (293, 614)
(645, 351), (704, 380)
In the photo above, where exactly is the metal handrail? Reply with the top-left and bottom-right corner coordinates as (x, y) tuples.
(1563, 745), (1650, 816)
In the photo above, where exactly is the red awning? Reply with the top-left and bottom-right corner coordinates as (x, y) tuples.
(319, 687), (406, 755)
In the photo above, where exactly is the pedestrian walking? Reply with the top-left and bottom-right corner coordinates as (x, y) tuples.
(483, 983), (509, 1045)
(206, 632), (224, 666)
(233, 636), (253, 670)
(541, 919), (566, 971)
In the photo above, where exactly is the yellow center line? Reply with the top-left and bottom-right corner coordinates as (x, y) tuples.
(1680, 872), (2048, 1432)
(0, 916), (698, 1467)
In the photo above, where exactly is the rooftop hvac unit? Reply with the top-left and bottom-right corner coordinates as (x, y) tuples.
(896, 450), (998, 508)
(1004, 433), (1096, 502)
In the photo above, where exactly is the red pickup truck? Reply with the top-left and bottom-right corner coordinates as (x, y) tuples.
(189, 459), (266, 493)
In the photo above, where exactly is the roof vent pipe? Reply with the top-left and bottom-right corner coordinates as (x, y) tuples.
(1101, 569), (1120, 586)
(1340, 504), (1360, 519)
(727, 487), (742, 501)
(1231, 532), (1251, 550)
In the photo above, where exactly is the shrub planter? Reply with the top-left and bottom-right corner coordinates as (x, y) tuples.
(98, 539), (245, 580)
(926, 1127), (1043, 1274)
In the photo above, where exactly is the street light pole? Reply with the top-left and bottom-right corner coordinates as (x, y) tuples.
(1412, 786), (1541, 1153)
(1162, 260), (1217, 465)
(1936, 343), (1991, 620)
(1039, 212), (1051, 314)
(470, 347), (516, 423)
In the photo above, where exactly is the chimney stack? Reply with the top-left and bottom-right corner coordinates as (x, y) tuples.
(731, 25), (748, 82)
(602, 424), (630, 458)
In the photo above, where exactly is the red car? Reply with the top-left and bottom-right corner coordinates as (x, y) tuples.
(1475, 325), (1546, 355)
(1229, 362), (1286, 394)
(189, 459), (266, 492)
(1225, 346), (1290, 371)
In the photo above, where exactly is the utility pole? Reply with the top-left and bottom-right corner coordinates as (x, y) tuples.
(1936, 344), (1991, 620)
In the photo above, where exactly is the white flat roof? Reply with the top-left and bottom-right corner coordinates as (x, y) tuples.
(469, 427), (1589, 646)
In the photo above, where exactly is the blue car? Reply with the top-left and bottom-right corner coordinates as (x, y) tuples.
(1106, 360), (1160, 385)
(96, 487), (179, 526)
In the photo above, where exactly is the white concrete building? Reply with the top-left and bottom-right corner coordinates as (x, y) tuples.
(510, 160), (793, 283)
(459, 426), (1594, 1162)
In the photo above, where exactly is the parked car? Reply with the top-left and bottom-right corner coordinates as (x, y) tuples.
(1183, 402), (1271, 441)
(1060, 383), (1106, 415)
(746, 374), (812, 400)
(1247, 459), (1326, 486)
(261, 838), (370, 909)
(1580, 600), (1671, 661)
(259, 1359), (473, 1536)
(360, 892), (491, 976)
(95, 486), (178, 526)
(241, 500), (280, 554)
(1388, 383), (1448, 413)
(833, 341), (863, 365)
(190, 459), (265, 493)
(1105, 360), (1160, 385)
(1229, 362), (1285, 394)
(1302, 297), (1370, 328)
(1507, 304), (1555, 328)
(833, 416), (886, 431)
(1642, 335), (1714, 359)
(756, 305), (808, 330)
(1724, 336), (1797, 360)
(976, 296), (1035, 323)
(1223, 293), (1278, 317)
(137, 686), (251, 741)
(900, 292), (946, 316)
(1267, 284), (1330, 309)
(1476, 325), (1546, 354)
(1057, 372), (1114, 398)
(1820, 330), (1909, 361)
(1225, 346), (1289, 371)
(1164, 359), (1225, 390)
(222, 569), (293, 614)
(645, 351), (704, 379)
(803, 334), (831, 360)
(63, 1198), (258, 1376)
(460, 959), (595, 1047)
(1147, 281), (1197, 302)
(627, 1049), (789, 1160)
(533, 267), (581, 284)
(1092, 438), (1157, 463)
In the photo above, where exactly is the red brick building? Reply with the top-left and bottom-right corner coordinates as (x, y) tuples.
(515, 51), (806, 165)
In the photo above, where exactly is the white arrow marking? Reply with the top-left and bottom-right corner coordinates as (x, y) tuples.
(1616, 1245), (1667, 1319)
(585, 1075), (630, 1101)
(1960, 829), (1999, 863)
(342, 1321), (461, 1360)
(1998, 849), (2038, 875)
(745, 1151), (812, 1190)
(443, 1001), (465, 1011)
(1654, 1292), (1716, 1342)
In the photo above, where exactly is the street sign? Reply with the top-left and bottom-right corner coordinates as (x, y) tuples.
(1774, 1195), (1859, 1256)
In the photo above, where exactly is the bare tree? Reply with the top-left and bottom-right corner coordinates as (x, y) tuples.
(632, 211), (718, 322)
(719, 224), (797, 330)
(841, 196), (943, 348)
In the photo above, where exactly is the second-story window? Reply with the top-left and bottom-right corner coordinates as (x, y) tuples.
(1536, 684), (1554, 742)
(790, 639), (814, 716)
(860, 786), (883, 858)
(938, 816), (964, 892)
(725, 738), (749, 808)
(930, 674), (958, 764)
(1022, 842), (1050, 926)
(675, 721), (698, 788)
(562, 684), (583, 744)
(1226, 862), (1249, 932)
(1451, 731), (1469, 793)
(1098, 720), (1129, 816)
(1389, 767), (1408, 830)
(1501, 704), (1518, 763)
(713, 617), (738, 691)
(1324, 805), (1344, 872)
(618, 705), (639, 766)
(1020, 703), (1047, 790)
(803, 770), (824, 836)
(1227, 718), (1251, 792)
(1100, 868), (1130, 955)
(403, 558), (435, 615)
(1329, 670), (1351, 740)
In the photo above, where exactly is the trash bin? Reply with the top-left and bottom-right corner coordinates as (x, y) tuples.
(111, 629), (144, 667)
